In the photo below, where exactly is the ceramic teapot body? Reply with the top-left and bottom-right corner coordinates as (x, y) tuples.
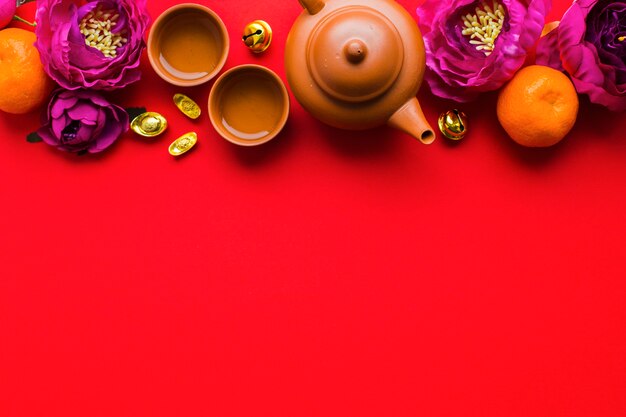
(285, 0), (435, 143)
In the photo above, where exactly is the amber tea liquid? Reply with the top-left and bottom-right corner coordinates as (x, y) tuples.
(220, 74), (285, 141)
(158, 12), (223, 81)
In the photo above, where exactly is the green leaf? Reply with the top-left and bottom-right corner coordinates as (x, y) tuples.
(26, 132), (43, 143)
(125, 107), (147, 121)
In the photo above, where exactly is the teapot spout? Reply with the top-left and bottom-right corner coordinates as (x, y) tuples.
(388, 97), (435, 144)
(299, 0), (325, 15)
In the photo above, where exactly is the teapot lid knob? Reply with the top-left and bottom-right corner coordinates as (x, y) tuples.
(306, 8), (404, 103)
(344, 40), (367, 63)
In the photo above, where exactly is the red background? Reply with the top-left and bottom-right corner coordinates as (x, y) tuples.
(2, 0), (626, 416)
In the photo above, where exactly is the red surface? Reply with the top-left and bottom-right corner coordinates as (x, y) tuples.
(2, 0), (626, 416)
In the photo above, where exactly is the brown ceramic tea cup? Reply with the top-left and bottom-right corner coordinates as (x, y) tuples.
(209, 65), (290, 146)
(148, 3), (229, 87)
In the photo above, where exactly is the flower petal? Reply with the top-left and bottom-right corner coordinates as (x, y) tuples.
(37, 89), (128, 154)
(35, 0), (150, 91)
(547, 0), (626, 110)
(536, 26), (564, 71)
(417, 0), (550, 101)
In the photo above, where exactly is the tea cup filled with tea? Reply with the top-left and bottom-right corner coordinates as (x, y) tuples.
(148, 3), (229, 87)
(209, 65), (290, 146)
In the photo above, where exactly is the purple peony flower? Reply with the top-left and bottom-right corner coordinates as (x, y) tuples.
(38, 89), (129, 153)
(416, 0), (551, 102)
(537, 0), (626, 112)
(34, 0), (149, 90)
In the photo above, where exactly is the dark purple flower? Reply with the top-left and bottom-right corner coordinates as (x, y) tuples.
(34, 0), (149, 90)
(38, 89), (128, 153)
(537, 0), (626, 111)
(417, 0), (551, 102)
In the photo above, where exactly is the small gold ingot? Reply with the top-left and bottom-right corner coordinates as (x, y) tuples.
(168, 132), (198, 156)
(438, 109), (468, 141)
(173, 94), (201, 119)
(130, 112), (168, 137)
(242, 20), (272, 53)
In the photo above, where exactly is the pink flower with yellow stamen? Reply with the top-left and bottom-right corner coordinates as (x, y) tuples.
(35, 0), (150, 90)
(416, 0), (551, 102)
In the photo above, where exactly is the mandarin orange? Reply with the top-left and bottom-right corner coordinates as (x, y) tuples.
(0, 28), (53, 115)
(497, 65), (579, 148)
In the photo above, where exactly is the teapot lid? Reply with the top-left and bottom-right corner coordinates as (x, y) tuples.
(307, 7), (404, 103)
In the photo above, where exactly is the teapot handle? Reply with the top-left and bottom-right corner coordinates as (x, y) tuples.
(299, 0), (325, 15)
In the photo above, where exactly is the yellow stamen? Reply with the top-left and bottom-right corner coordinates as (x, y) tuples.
(79, 6), (127, 59)
(618, 36), (626, 42)
(461, 1), (505, 57)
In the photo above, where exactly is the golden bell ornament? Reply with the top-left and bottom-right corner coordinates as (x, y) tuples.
(242, 20), (272, 53)
(438, 109), (468, 141)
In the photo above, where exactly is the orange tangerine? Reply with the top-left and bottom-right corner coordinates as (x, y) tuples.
(0, 28), (53, 115)
(497, 65), (579, 148)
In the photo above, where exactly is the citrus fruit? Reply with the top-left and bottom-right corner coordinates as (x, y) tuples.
(497, 65), (579, 148)
(0, 0), (16, 30)
(0, 28), (53, 115)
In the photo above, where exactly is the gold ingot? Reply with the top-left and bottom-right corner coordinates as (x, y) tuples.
(242, 20), (272, 53)
(438, 109), (468, 141)
(173, 93), (201, 120)
(130, 112), (168, 137)
(168, 132), (198, 156)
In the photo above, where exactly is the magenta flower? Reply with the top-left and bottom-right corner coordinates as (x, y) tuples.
(37, 89), (129, 153)
(416, 0), (551, 102)
(537, 0), (626, 112)
(0, 0), (16, 29)
(35, 0), (149, 90)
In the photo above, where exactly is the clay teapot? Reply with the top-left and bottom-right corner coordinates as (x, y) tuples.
(285, 0), (435, 144)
